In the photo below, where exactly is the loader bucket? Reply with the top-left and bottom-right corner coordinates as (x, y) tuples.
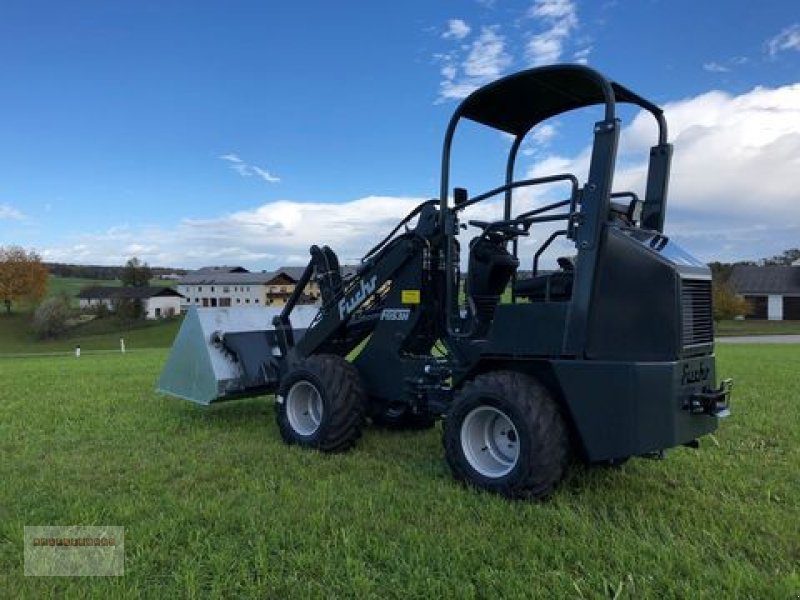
(157, 305), (319, 405)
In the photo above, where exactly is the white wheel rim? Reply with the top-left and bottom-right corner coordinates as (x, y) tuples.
(286, 381), (323, 436)
(460, 406), (520, 478)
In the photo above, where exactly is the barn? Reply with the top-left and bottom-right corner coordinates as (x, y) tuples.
(730, 263), (800, 320)
(78, 286), (184, 319)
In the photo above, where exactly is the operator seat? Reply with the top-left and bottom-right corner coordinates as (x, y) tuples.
(466, 236), (519, 324)
(514, 257), (574, 301)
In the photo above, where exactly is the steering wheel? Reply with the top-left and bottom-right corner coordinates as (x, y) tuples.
(468, 219), (530, 240)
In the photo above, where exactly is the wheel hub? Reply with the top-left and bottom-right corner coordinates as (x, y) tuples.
(286, 380), (323, 436)
(460, 406), (520, 478)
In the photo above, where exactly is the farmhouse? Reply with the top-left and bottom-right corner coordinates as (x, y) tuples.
(78, 286), (183, 319)
(730, 263), (800, 320)
(176, 266), (323, 310)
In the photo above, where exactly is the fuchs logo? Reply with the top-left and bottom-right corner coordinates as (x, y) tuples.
(338, 276), (377, 319)
(681, 362), (710, 385)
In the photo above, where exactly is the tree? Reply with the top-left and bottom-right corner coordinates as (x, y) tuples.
(113, 297), (145, 321)
(32, 295), (71, 339)
(713, 281), (750, 321)
(121, 257), (152, 287)
(763, 248), (800, 266)
(0, 246), (48, 314)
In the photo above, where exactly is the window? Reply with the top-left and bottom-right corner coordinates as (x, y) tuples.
(236, 298), (241, 303)
(223, 286), (230, 293)
(245, 298), (250, 304)
(198, 286), (202, 292)
(202, 298), (209, 307)
(255, 298), (259, 303)
(211, 286), (215, 292)
(220, 297), (231, 307)
(195, 298), (199, 303)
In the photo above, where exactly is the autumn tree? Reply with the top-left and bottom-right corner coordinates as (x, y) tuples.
(121, 257), (152, 287)
(712, 281), (750, 321)
(0, 246), (48, 314)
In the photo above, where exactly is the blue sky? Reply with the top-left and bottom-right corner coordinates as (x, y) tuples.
(1, 0), (799, 268)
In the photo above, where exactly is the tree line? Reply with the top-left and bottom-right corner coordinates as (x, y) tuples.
(709, 248), (800, 283)
(46, 262), (186, 280)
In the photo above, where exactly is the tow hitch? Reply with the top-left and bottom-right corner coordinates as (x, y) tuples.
(685, 379), (732, 418)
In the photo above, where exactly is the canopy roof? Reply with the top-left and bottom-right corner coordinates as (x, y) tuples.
(455, 64), (664, 139)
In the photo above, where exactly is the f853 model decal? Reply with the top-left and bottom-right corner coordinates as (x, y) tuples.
(380, 309), (411, 321)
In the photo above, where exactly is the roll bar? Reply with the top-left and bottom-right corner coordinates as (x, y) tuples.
(438, 64), (672, 339)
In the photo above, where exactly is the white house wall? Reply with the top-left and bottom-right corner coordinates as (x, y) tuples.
(145, 296), (182, 319)
(767, 294), (783, 321)
(177, 284), (267, 309)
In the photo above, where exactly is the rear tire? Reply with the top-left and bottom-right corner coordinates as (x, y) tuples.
(443, 370), (568, 499)
(371, 402), (435, 430)
(276, 354), (366, 453)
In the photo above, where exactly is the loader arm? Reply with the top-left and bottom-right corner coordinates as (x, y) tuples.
(275, 201), (442, 367)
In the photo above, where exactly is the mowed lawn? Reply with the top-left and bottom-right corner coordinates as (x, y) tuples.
(0, 346), (797, 598)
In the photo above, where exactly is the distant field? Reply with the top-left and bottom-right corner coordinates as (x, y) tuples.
(715, 319), (800, 336)
(0, 345), (797, 597)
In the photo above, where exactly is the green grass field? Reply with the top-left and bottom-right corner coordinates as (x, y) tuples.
(0, 345), (797, 598)
(715, 319), (800, 336)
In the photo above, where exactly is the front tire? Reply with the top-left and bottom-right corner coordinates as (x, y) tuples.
(443, 370), (568, 499)
(276, 354), (366, 453)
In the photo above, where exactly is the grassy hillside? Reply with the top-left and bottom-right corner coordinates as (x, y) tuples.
(0, 276), (182, 354)
(0, 345), (797, 597)
(0, 312), (181, 355)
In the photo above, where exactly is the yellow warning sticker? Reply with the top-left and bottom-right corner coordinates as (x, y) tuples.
(401, 289), (421, 304)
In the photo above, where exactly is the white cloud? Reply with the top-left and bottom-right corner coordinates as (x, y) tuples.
(766, 23), (800, 56)
(443, 19), (471, 40)
(433, 1), (584, 102)
(438, 26), (512, 101)
(529, 123), (558, 147)
(525, 0), (578, 66)
(524, 83), (800, 262)
(251, 166), (281, 183)
(573, 46), (592, 64)
(0, 204), (25, 220)
(703, 61), (730, 73)
(463, 27), (511, 78)
(40, 196), (430, 268)
(219, 153), (280, 184)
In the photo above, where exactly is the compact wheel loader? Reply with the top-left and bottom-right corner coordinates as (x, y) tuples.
(159, 65), (731, 499)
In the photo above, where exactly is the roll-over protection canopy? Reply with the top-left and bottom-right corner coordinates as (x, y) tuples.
(454, 64), (666, 142)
